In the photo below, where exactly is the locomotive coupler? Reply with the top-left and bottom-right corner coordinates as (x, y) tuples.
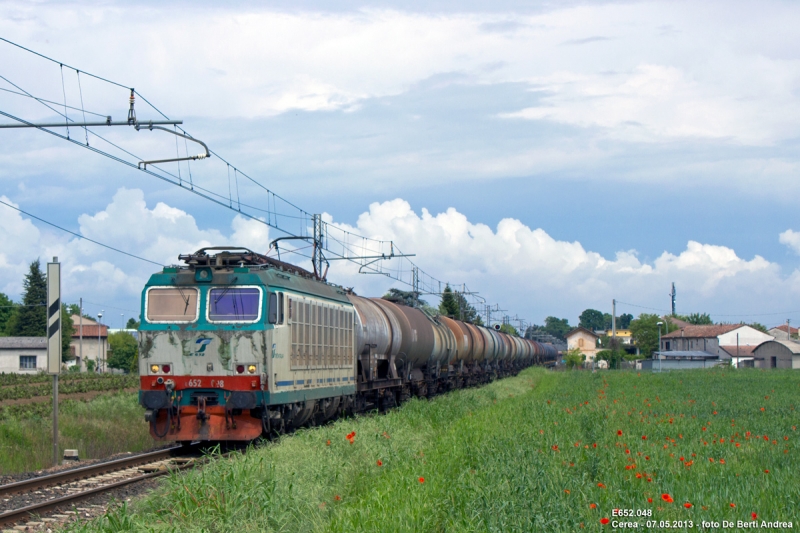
(196, 396), (209, 423)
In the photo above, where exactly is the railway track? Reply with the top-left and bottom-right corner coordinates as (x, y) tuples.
(0, 445), (203, 530)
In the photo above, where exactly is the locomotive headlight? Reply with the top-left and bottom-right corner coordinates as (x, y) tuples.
(247, 365), (257, 374)
(150, 364), (159, 374)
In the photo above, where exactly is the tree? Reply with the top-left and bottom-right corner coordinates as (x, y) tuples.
(685, 312), (712, 325)
(543, 316), (571, 340)
(107, 331), (138, 373)
(0, 292), (14, 336)
(748, 322), (768, 334)
(499, 323), (518, 336)
(578, 309), (605, 331)
(8, 260), (47, 336)
(383, 288), (427, 308)
(596, 349), (627, 369)
(126, 317), (140, 329)
(629, 313), (680, 358)
(438, 285), (460, 317)
(66, 303), (95, 322)
(564, 347), (585, 369)
(61, 303), (75, 362)
(618, 313), (633, 329)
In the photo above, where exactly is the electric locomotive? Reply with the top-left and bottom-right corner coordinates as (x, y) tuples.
(138, 247), (556, 442)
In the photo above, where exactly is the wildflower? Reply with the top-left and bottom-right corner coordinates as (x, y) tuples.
(679, 457), (684, 462)
(590, 503), (597, 509)
(648, 498), (653, 503)
(617, 430), (623, 436)
(735, 443), (741, 448)
(552, 445), (559, 451)
(645, 456), (650, 460)
(702, 427), (707, 431)
(662, 494), (674, 503)
(784, 436), (789, 441)
(597, 483), (606, 488)
(764, 469), (770, 474)
(636, 473), (643, 479)
(702, 506), (708, 511)
(539, 430), (544, 434)
(760, 407), (765, 411)
(684, 502), (692, 509)
(752, 512), (758, 520)
(593, 443), (598, 448)
(334, 495), (341, 501)
(625, 449), (631, 455)
(642, 435), (647, 440)
(382, 431), (391, 439)
(564, 489), (570, 494)
(709, 458), (714, 463)
(730, 503), (736, 508)
(326, 440), (331, 446)
(713, 411), (718, 415)
(377, 460), (383, 466)
(719, 459), (725, 464)
(600, 518), (610, 525)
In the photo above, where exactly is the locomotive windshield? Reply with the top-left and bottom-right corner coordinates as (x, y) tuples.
(208, 287), (261, 322)
(146, 287), (199, 322)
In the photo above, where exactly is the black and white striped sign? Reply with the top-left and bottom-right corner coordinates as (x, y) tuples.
(47, 260), (61, 374)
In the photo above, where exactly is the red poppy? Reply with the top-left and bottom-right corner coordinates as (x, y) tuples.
(784, 436), (789, 441)
(326, 440), (331, 446)
(702, 427), (707, 431)
(679, 457), (684, 462)
(645, 456), (650, 460)
(764, 469), (770, 474)
(625, 449), (631, 455)
(564, 489), (570, 494)
(334, 495), (341, 501)
(552, 445), (559, 451)
(377, 460), (383, 466)
(590, 503), (597, 509)
(729, 503), (736, 508)
(642, 435), (647, 440)
(684, 502), (692, 509)
(593, 443), (597, 448)
(597, 483), (606, 488)
(636, 473), (643, 479)
(752, 512), (757, 520)
(661, 494), (674, 503)
(709, 458), (714, 463)
(418, 477), (425, 483)
(647, 498), (653, 503)
(600, 518), (610, 525)
(761, 407), (765, 411)
(719, 459), (725, 464)
(617, 430), (623, 436)
(713, 411), (718, 415)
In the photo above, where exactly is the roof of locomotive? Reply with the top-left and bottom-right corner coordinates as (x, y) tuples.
(145, 246), (352, 305)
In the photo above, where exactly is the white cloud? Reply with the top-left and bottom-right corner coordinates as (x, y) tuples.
(779, 229), (800, 255)
(0, 190), (796, 324)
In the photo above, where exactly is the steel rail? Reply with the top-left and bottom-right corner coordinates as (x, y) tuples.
(0, 460), (195, 527)
(0, 445), (186, 498)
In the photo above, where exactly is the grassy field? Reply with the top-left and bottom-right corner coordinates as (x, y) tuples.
(70, 368), (799, 532)
(0, 392), (155, 474)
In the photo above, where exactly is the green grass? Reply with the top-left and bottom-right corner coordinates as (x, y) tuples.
(0, 374), (139, 401)
(0, 392), (155, 474)
(70, 369), (800, 532)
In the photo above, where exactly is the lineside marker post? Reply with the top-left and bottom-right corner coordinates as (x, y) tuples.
(47, 257), (61, 466)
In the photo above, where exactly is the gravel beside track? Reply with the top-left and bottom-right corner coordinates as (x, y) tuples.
(0, 445), (206, 531)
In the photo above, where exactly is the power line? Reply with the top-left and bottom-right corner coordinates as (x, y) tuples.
(0, 197), (163, 267)
(615, 300), (800, 320)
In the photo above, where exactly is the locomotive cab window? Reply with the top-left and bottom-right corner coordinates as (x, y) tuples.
(268, 292), (284, 325)
(146, 287), (199, 323)
(207, 286), (262, 323)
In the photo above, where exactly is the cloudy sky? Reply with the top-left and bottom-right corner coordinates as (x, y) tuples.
(2, 0), (800, 329)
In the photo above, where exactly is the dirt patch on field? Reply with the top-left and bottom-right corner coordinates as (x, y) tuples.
(0, 388), (139, 407)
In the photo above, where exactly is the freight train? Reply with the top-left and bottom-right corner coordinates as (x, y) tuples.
(138, 247), (557, 441)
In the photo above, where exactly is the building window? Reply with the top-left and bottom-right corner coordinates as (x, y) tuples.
(578, 338), (584, 348)
(665, 341), (670, 350)
(19, 355), (37, 369)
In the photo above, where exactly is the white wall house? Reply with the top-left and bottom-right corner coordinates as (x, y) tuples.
(0, 337), (47, 373)
(661, 325), (774, 367)
(69, 315), (108, 372)
(566, 327), (600, 362)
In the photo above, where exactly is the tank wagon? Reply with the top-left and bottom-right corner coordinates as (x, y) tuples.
(138, 247), (557, 441)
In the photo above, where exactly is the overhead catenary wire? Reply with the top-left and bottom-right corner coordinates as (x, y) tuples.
(0, 38), (514, 323)
(0, 197), (163, 267)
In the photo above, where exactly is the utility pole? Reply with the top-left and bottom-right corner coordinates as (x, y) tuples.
(612, 299), (617, 346)
(79, 298), (83, 370)
(412, 267), (420, 308)
(312, 214), (325, 280)
(670, 283), (676, 316)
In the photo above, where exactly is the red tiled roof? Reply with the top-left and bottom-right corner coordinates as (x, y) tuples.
(770, 324), (798, 334)
(71, 324), (108, 338)
(663, 316), (691, 328)
(720, 345), (757, 356)
(662, 324), (741, 339)
(566, 327), (599, 339)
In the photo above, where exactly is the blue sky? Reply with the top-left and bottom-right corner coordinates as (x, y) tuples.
(1, 0), (800, 329)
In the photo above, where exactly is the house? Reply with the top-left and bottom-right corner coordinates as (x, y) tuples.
(603, 329), (633, 345)
(0, 337), (47, 373)
(752, 340), (800, 369)
(767, 325), (798, 341)
(69, 315), (109, 372)
(565, 327), (600, 361)
(660, 324), (773, 367)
